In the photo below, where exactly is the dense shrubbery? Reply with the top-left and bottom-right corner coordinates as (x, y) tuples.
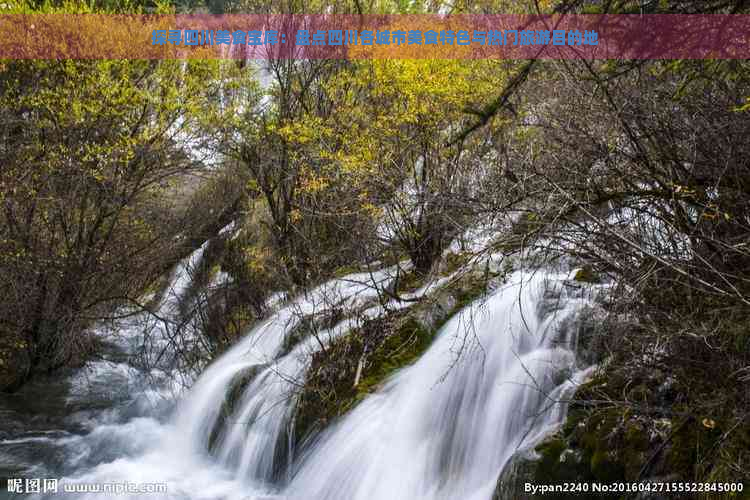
(0, 58), (239, 389)
(499, 56), (750, 488)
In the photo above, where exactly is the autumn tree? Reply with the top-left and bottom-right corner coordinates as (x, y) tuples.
(0, 59), (230, 390)
(300, 54), (508, 275)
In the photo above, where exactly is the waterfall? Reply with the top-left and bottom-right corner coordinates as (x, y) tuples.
(18, 260), (595, 500)
(173, 267), (399, 485)
(67, 241), (211, 409)
(0, 243), (214, 497)
(283, 270), (590, 500)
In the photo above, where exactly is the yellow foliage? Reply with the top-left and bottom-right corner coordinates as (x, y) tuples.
(702, 418), (717, 429)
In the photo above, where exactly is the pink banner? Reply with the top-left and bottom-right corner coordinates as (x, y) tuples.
(0, 14), (747, 59)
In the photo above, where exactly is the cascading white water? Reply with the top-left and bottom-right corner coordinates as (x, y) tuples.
(200, 267), (452, 487)
(173, 267), (399, 485)
(37, 267), (403, 498)
(0, 243), (213, 499)
(283, 270), (590, 500)
(21, 259), (596, 500)
(66, 240), (211, 411)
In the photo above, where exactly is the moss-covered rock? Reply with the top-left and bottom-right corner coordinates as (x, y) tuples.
(573, 305), (609, 366)
(441, 252), (472, 275)
(496, 363), (750, 500)
(496, 431), (602, 500)
(207, 364), (266, 452)
(494, 447), (540, 500)
(395, 269), (424, 294)
(573, 266), (601, 284)
(414, 291), (457, 333)
(292, 268), (501, 447)
(293, 311), (434, 445)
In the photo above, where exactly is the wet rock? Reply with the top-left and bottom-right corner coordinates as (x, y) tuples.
(573, 306), (609, 366)
(494, 447), (539, 500)
(414, 292), (457, 332)
(207, 363), (267, 452)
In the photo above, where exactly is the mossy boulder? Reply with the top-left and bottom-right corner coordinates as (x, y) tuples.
(292, 268), (500, 448)
(395, 269), (424, 294)
(440, 252), (472, 275)
(293, 312), (434, 446)
(495, 432), (598, 500)
(494, 447), (539, 500)
(414, 292), (457, 333)
(571, 305), (609, 366)
(207, 364), (266, 452)
(573, 266), (601, 284)
(499, 364), (750, 500)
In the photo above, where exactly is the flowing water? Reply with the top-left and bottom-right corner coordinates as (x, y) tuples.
(1, 249), (596, 500)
